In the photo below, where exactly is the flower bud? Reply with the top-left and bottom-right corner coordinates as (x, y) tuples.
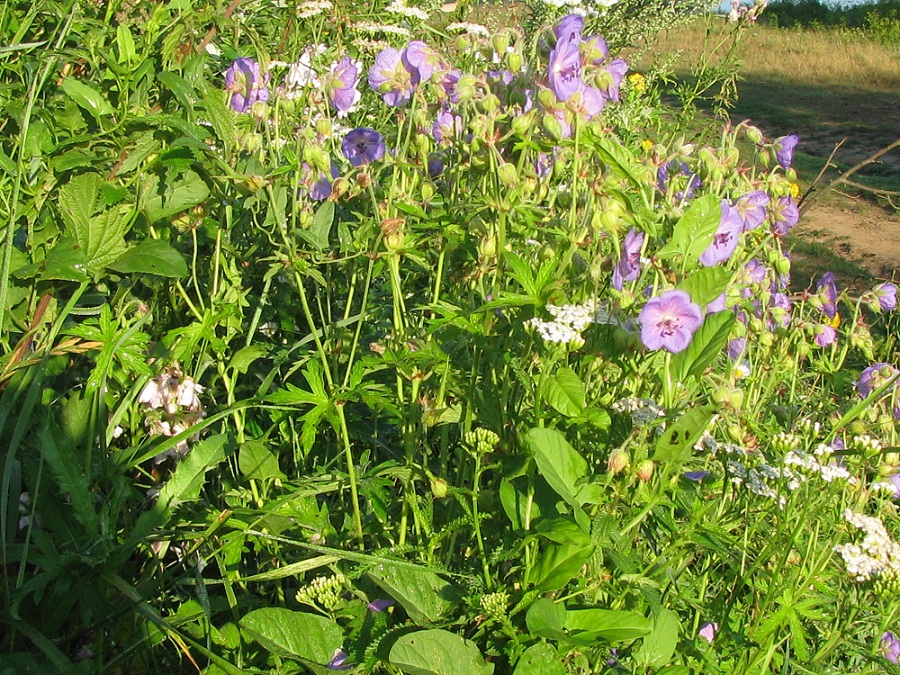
(421, 181), (435, 202)
(511, 110), (534, 136)
(635, 460), (654, 482)
(315, 116), (332, 137)
(759, 331), (775, 347)
(498, 162), (518, 188)
(479, 234), (497, 259)
(542, 114), (565, 142)
(537, 88), (558, 110)
(454, 74), (477, 102)
(745, 125), (764, 144)
(507, 50), (523, 73)
(250, 101), (269, 122)
(246, 174), (267, 192)
(430, 475), (449, 499)
(608, 448), (630, 475)
(773, 254), (791, 277)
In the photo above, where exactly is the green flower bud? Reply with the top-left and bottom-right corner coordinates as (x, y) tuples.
(315, 116), (332, 137)
(492, 33), (510, 56)
(635, 459), (654, 482)
(745, 125), (764, 144)
(430, 475), (449, 498)
(506, 50), (523, 73)
(498, 162), (518, 188)
(608, 448), (630, 475)
(421, 181), (435, 203)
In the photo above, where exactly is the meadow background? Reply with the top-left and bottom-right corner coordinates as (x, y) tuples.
(1, 0), (900, 673)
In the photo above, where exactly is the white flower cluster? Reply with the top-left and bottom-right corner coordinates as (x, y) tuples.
(541, 0), (618, 16)
(834, 510), (900, 582)
(353, 21), (413, 37)
(726, 460), (787, 504)
(297, 0), (332, 18)
(852, 435), (883, 454)
(446, 22), (491, 37)
(612, 397), (666, 426)
(783, 449), (855, 484)
(138, 366), (205, 463)
(527, 300), (596, 346)
(275, 45), (327, 99)
(385, 0), (430, 21)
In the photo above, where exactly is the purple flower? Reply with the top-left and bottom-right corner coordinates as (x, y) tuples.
(735, 190), (770, 231)
(700, 201), (743, 267)
(706, 293), (727, 314)
(774, 134), (799, 169)
(657, 161), (701, 202)
(813, 324), (837, 347)
(727, 337), (746, 361)
(594, 58), (628, 102)
(769, 291), (792, 327)
(302, 161), (339, 201)
(882, 631), (900, 664)
(427, 153), (444, 178)
(368, 47), (417, 107)
(684, 471), (710, 482)
(225, 57), (270, 113)
(342, 128), (385, 167)
(554, 14), (584, 45)
(873, 283), (898, 312)
(771, 196), (799, 236)
(568, 85), (606, 122)
(326, 57), (361, 113)
(403, 41), (443, 83)
(438, 68), (461, 101)
(548, 40), (583, 102)
(367, 598), (396, 612)
(432, 108), (462, 146)
(639, 290), (704, 353)
(815, 271), (838, 319)
(613, 228), (644, 290)
(857, 363), (900, 398)
(581, 34), (608, 66)
(698, 622), (718, 643)
(327, 648), (352, 670)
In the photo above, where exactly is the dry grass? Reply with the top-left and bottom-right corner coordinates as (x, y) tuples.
(638, 20), (900, 92)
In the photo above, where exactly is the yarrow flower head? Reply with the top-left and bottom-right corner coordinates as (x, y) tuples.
(225, 57), (270, 113)
(699, 201), (743, 267)
(341, 128), (385, 167)
(612, 228), (644, 290)
(773, 134), (799, 169)
(639, 289), (703, 353)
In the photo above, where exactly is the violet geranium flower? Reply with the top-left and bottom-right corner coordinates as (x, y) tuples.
(547, 39), (583, 102)
(774, 134), (799, 169)
(699, 201), (743, 267)
(873, 282), (898, 312)
(882, 631), (900, 664)
(771, 196), (799, 236)
(815, 271), (838, 319)
(368, 47), (417, 107)
(225, 57), (270, 113)
(639, 289), (704, 353)
(554, 14), (584, 46)
(813, 324), (837, 347)
(342, 128), (385, 167)
(612, 228), (645, 290)
(326, 57), (361, 114)
(403, 41), (443, 83)
(857, 363), (900, 399)
(698, 622), (718, 643)
(734, 190), (770, 231)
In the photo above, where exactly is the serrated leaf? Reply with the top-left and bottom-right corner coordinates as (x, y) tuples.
(524, 427), (587, 508)
(158, 72), (197, 112)
(201, 87), (236, 153)
(656, 194), (721, 267)
(140, 169), (209, 223)
(513, 642), (564, 675)
(297, 200), (334, 252)
(117, 132), (160, 175)
(670, 311), (735, 383)
(228, 344), (269, 374)
(652, 406), (715, 463)
(61, 78), (115, 120)
(109, 239), (188, 277)
(58, 172), (102, 230)
(368, 563), (460, 626)
(538, 366), (585, 418)
(38, 416), (99, 537)
(240, 608), (341, 664)
(157, 434), (233, 509)
(76, 206), (130, 273)
(389, 629), (493, 675)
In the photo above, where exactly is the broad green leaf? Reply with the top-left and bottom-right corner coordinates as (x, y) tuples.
(228, 344), (269, 374)
(76, 207), (130, 273)
(652, 406), (715, 463)
(524, 427), (587, 508)
(513, 642), (565, 675)
(140, 170), (210, 223)
(526, 598), (568, 641)
(538, 367), (585, 418)
(564, 609), (653, 643)
(499, 478), (540, 530)
(297, 200), (334, 252)
(16, 236), (89, 282)
(530, 539), (595, 592)
(109, 239), (188, 277)
(158, 72), (197, 111)
(578, 407), (611, 430)
(657, 666), (692, 675)
(240, 608), (341, 664)
(368, 563), (460, 626)
(116, 24), (136, 64)
(634, 608), (680, 669)
(676, 267), (731, 309)
(389, 629), (493, 675)
(239, 440), (286, 481)
(157, 434), (233, 509)
(58, 172), (102, 230)
(117, 132), (160, 175)
(670, 311), (735, 383)
(61, 77), (115, 120)
(656, 194), (720, 267)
